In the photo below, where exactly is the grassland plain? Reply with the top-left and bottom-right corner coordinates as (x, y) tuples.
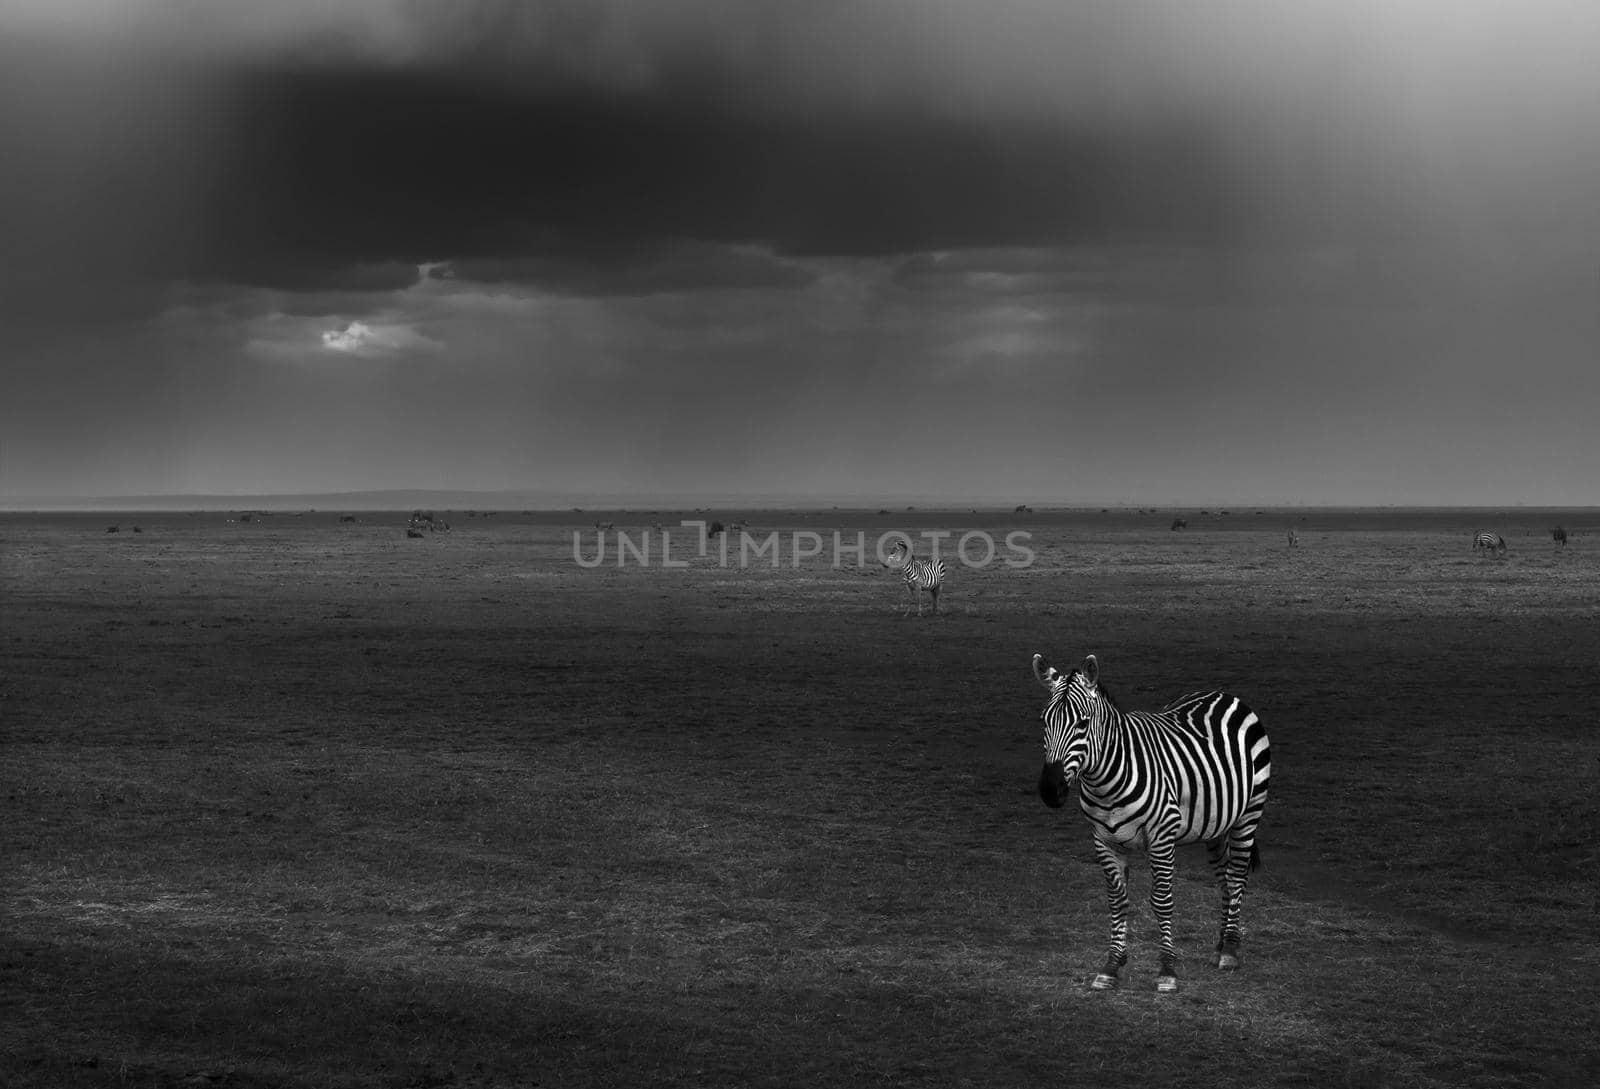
(3, 508), (1598, 1088)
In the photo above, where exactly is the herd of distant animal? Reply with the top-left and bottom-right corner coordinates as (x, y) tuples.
(873, 523), (1570, 618)
(98, 513), (1578, 623)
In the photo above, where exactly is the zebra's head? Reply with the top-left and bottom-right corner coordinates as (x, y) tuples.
(1033, 652), (1102, 809)
(881, 538), (910, 569)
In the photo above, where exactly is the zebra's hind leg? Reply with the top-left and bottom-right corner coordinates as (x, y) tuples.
(1090, 839), (1131, 989)
(1213, 833), (1259, 970)
(929, 585), (940, 615)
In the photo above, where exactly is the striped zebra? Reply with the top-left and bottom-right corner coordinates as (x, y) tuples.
(1032, 652), (1271, 993)
(1473, 532), (1506, 554)
(1551, 526), (1567, 547)
(1286, 527), (1299, 548)
(882, 539), (945, 616)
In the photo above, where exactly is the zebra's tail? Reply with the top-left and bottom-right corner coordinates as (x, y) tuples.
(1249, 844), (1262, 872)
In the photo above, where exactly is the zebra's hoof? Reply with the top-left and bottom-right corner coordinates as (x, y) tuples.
(1090, 973), (1119, 990)
(1217, 952), (1241, 971)
(1155, 975), (1180, 994)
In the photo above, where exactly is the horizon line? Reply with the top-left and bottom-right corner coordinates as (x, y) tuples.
(2, 487), (1596, 514)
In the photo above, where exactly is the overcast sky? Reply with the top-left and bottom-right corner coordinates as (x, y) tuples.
(2, 0), (1597, 505)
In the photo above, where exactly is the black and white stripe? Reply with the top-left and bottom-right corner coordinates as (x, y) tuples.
(1551, 526), (1568, 547)
(882, 539), (945, 616)
(1033, 652), (1271, 993)
(1474, 531), (1506, 554)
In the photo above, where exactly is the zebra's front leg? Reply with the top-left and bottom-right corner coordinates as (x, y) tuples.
(1147, 839), (1180, 992)
(1090, 839), (1130, 989)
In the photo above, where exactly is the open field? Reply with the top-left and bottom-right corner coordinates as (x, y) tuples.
(4, 508), (1599, 1088)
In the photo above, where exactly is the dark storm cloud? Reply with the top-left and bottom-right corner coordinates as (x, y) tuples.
(11, 0), (1598, 322)
(195, 64), (1243, 277)
(222, 260), (422, 296)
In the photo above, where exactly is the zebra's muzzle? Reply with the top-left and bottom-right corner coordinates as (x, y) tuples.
(1038, 761), (1072, 809)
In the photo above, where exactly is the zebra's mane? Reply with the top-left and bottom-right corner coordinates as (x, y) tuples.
(1069, 669), (1123, 712)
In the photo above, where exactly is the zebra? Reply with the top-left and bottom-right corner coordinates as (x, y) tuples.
(882, 539), (945, 616)
(1170, 518), (1187, 531)
(1286, 527), (1299, 548)
(1473, 532), (1506, 554)
(1552, 526), (1568, 547)
(1032, 652), (1271, 993)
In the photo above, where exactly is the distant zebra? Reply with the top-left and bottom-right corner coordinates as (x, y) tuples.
(1286, 528), (1299, 548)
(1551, 526), (1568, 547)
(882, 539), (945, 616)
(1170, 518), (1187, 531)
(1473, 532), (1506, 554)
(1032, 652), (1271, 993)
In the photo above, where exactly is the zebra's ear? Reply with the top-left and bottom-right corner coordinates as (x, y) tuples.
(1032, 653), (1061, 688)
(1082, 654), (1099, 689)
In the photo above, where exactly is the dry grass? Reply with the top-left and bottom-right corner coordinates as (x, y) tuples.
(3, 509), (1598, 1087)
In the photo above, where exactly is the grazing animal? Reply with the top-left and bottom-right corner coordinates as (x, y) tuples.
(406, 527), (425, 539)
(593, 521), (614, 532)
(1286, 528), (1299, 548)
(1032, 652), (1271, 993)
(1170, 518), (1187, 531)
(882, 539), (945, 616)
(1474, 532), (1506, 555)
(1552, 526), (1568, 547)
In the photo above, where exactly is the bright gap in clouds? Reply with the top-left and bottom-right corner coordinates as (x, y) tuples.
(322, 320), (374, 352)
(317, 318), (437, 358)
